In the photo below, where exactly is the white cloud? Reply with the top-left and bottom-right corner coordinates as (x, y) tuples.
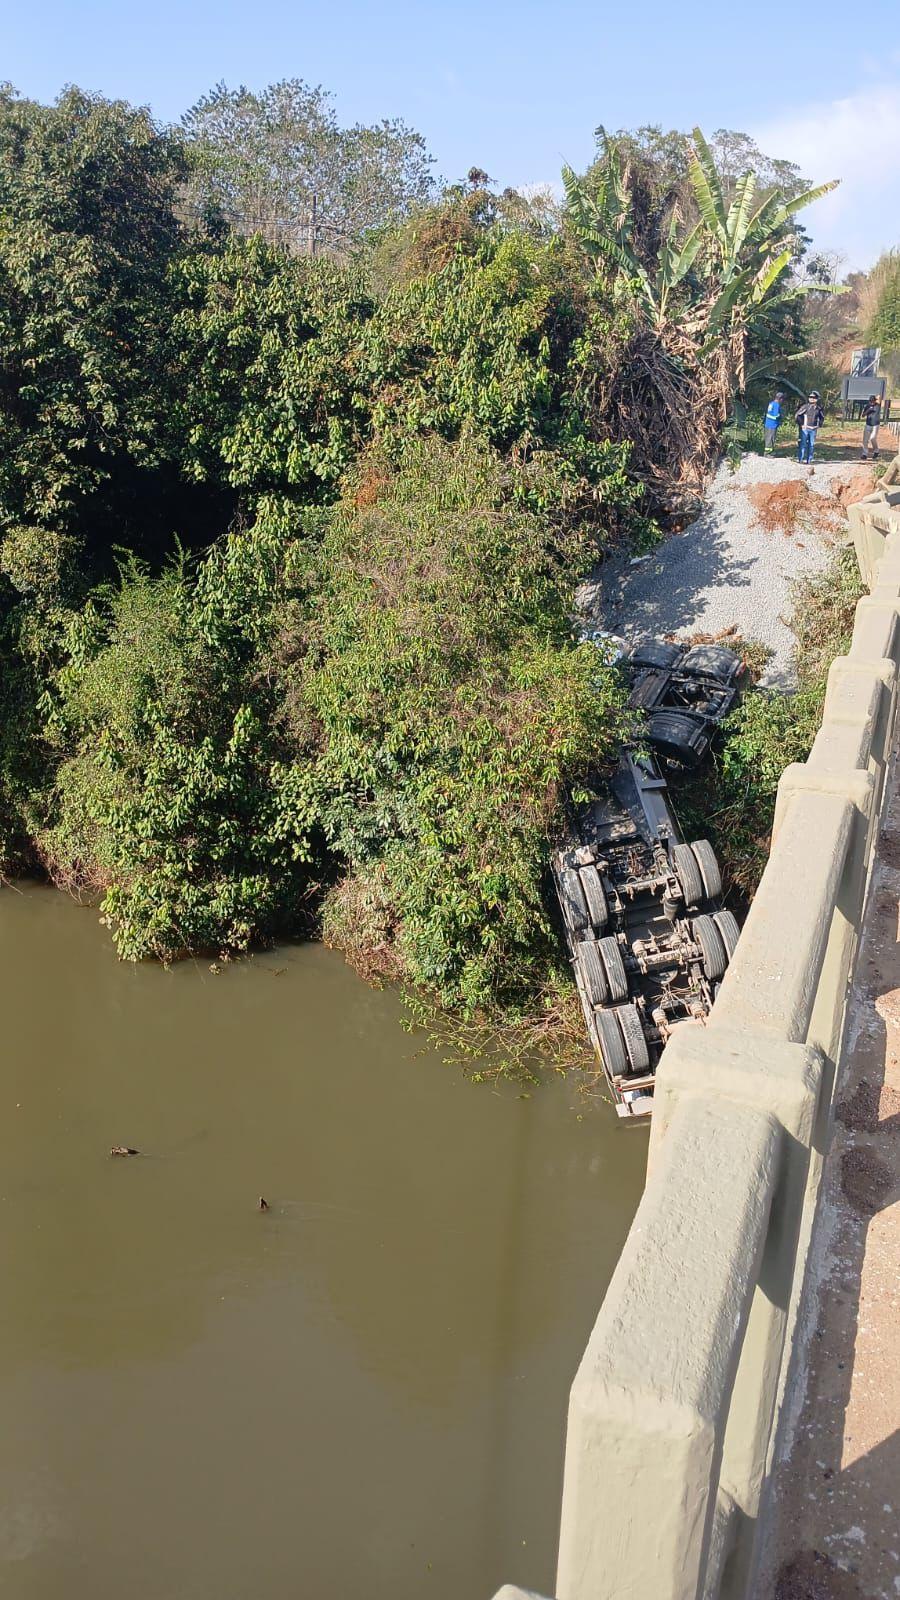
(752, 83), (900, 272)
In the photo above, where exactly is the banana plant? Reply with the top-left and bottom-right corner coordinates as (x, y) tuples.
(564, 128), (839, 394)
(562, 160), (702, 328)
(688, 126), (838, 285)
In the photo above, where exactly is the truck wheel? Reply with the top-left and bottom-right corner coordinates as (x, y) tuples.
(672, 842), (704, 908)
(680, 644), (742, 683)
(713, 909), (740, 961)
(629, 639), (682, 671)
(598, 935), (628, 1002)
(579, 864), (608, 933)
(558, 867), (589, 936)
(692, 915), (727, 980)
(575, 940), (609, 1005)
(614, 1003), (650, 1073)
(646, 711), (708, 766)
(594, 1008), (627, 1077)
(691, 839), (722, 901)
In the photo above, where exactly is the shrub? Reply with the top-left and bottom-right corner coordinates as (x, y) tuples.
(36, 535), (320, 960)
(171, 238), (374, 497)
(279, 435), (632, 1010)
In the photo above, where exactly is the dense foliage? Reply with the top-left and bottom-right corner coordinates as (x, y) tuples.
(0, 86), (186, 544)
(868, 250), (900, 350)
(26, 441), (630, 1007)
(0, 81), (839, 1035)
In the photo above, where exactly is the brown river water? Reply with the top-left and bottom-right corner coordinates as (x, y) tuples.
(0, 883), (645, 1600)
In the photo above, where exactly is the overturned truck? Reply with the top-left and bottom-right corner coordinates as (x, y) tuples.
(553, 640), (745, 1118)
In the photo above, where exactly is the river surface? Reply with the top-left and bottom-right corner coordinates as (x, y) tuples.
(0, 883), (645, 1600)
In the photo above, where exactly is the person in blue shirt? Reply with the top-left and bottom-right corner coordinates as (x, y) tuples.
(763, 391), (785, 453)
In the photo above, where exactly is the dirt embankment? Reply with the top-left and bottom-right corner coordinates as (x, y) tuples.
(595, 457), (878, 688)
(746, 468), (877, 539)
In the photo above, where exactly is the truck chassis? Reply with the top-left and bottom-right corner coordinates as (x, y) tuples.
(553, 640), (745, 1117)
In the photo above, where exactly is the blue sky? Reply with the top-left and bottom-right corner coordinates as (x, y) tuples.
(5, 0), (900, 268)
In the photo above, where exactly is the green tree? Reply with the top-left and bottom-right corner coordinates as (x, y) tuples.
(0, 85), (187, 541)
(365, 223), (641, 544)
(561, 127), (837, 484)
(180, 79), (435, 255)
(171, 236), (374, 498)
(35, 519), (319, 961)
(868, 250), (900, 348)
(283, 435), (632, 1010)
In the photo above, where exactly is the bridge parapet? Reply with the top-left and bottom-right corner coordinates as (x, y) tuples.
(492, 461), (900, 1600)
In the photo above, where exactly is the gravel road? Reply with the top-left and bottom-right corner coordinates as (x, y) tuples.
(588, 455), (868, 686)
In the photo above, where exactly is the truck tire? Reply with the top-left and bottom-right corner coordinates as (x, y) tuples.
(575, 940), (609, 1005)
(713, 909), (740, 961)
(614, 1003), (650, 1073)
(558, 867), (589, 936)
(692, 914), (727, 980)
(594, 1007), (627, 1077)
(579, 864), (609, 933)
(672, 842), (704, 908)
(646, 710), (708, 766)
(629, 639), (682, 671)
(598, 935), (628, 1002)
(691, 839), (722, 901)
(680, 644), (742, 683)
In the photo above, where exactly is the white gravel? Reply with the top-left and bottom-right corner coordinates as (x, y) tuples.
(588, 455), (861, 687)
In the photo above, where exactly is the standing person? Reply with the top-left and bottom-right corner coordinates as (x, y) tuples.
(861, 394), (881, 461)
(796, 391), (824, 464)
(763, 390), (785, 453)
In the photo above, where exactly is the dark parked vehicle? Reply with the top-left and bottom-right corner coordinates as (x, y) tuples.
(552, 639), (745, 1117)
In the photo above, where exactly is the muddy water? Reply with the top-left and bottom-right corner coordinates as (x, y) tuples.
(0, 884), (645, 1600)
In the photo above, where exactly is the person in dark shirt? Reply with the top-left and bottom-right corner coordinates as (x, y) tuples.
(861, 396), (881, 461)
(795, 392), (824, 463)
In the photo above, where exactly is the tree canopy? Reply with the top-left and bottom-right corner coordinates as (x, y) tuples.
(180, 79), (435, 253)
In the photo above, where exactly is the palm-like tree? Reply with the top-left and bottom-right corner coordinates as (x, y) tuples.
(562, 128), (838, 482)
(686, 129), (837, 385)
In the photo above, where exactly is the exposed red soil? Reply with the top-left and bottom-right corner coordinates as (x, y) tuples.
(746, 467), (876, 538)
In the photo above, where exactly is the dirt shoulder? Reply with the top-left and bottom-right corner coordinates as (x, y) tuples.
(758, 763), (900, 1599)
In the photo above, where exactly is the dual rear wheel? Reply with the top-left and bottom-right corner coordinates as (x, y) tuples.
(575, 935), (628, 1006)
(594, 1003), (649, 1076)
(557, 858), (608, 937)
(691, 910), (740, 981)
(672, 838), (722, 907)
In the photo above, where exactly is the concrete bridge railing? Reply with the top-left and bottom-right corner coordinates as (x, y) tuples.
(494, 461), (900, 1600)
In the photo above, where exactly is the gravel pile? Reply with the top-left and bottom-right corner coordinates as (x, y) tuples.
(588, 456), (864, 686)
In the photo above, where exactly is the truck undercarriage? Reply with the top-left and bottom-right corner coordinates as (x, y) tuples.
(553, 640), (745, 1117)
